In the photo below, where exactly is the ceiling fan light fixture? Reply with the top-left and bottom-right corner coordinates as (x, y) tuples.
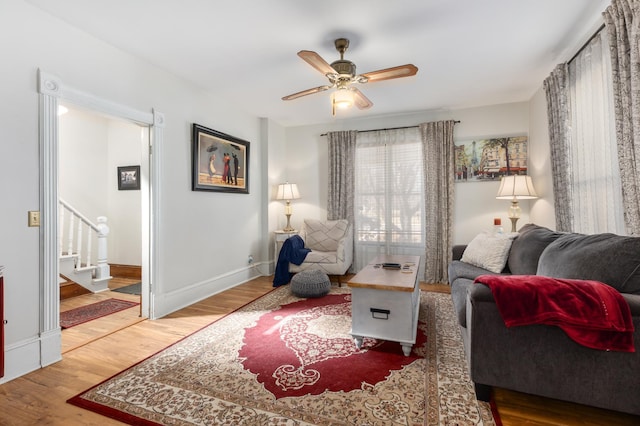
(283, 38), (418, 116)
(331, 89), (354, 109)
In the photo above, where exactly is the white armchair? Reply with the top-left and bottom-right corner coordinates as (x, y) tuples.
(289, 219), (353, 285)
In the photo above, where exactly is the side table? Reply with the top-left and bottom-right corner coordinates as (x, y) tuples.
(274, 230), (299, 264)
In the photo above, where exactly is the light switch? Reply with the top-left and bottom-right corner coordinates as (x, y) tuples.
(28, 211), (40, 227)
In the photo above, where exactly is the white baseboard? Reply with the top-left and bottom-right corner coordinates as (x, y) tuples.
(151, 262), (268, 319)
(0, 336), (44, 384)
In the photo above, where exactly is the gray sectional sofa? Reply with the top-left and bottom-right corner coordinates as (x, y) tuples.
(448, 223), (640, 415)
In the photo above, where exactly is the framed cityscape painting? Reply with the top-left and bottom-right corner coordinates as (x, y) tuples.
(191, 123), (250, 194)
(453, 136), (528, 182)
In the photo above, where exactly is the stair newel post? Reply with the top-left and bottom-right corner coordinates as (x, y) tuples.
(95, 216), (110, 280)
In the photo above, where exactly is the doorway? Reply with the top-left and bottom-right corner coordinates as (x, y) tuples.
(37, 70), (163, 367)
(58, 105), (148, 352)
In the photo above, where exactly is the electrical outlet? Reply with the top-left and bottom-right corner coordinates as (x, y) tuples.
(28, 211), (40, 227)
(248, 255), (254, 264)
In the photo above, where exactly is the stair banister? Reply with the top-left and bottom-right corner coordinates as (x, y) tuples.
(58, 198), (110, 281)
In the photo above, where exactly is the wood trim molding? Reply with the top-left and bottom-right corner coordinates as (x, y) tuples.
(109, 264), (142, 280)
(33, 69), (163, 374)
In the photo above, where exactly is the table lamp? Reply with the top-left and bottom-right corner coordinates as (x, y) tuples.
(276, 182), (300, 232)
(496, 175), (538, 232)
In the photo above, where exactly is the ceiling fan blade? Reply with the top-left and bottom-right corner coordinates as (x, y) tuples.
(361, 64), (418, 82)
(282, 85), (331, 101)
(352, 88), (373, 110)
(298, 50), (337, 75)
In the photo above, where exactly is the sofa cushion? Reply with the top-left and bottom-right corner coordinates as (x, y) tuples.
(508, 224), (565, 275)
(537, 233), (640, 294)
(461, 231), (516, 273)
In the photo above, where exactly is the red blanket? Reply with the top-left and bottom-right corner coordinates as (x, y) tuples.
(474, 275), (635, 352)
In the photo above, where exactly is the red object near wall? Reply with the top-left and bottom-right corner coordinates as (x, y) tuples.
(1, 274), (4, 378)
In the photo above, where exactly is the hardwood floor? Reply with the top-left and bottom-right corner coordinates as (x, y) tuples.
(0, 276), (637, 425)
(60, 277), (144, 354)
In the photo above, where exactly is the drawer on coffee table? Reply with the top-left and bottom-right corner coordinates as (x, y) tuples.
(351, 284), (419, 343)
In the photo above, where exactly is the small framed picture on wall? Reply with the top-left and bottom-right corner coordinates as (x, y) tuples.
(117, 165), (140, 190)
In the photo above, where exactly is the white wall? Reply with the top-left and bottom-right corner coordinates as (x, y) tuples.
(59, 108), (110, 221)
(0, 0), (273, 382)
(266, 119), (288, 265)
(59, 108), (143, 266)
(106, 118), (143, 265)
(284, 102), (533, 244)
(528, 86), (556, 229)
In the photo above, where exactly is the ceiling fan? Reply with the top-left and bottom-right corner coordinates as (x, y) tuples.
(282, 38), (418, 115)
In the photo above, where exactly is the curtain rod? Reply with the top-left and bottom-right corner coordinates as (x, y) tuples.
(320, 120), (460, 137)
(568, 23), (606, 65)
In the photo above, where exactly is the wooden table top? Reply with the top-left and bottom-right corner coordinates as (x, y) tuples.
(347, 254), (420, 292)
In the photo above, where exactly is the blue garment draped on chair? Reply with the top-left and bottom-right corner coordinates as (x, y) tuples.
(273, 235), (310, 287)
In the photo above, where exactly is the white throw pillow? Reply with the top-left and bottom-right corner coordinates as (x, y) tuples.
(461, 231), (516, 273)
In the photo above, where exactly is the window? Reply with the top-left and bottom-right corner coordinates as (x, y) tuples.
(353, 128), (425, 271)
(568, 29), (625, 234)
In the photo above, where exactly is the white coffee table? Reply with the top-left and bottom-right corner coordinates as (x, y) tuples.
(347, 255), (420, 356)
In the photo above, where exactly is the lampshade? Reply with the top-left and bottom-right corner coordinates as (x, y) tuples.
(331, 89), (354, 110)
(276, 183), (300, 201)
(496, 175), (538, 200)
(496, 175), (537, 233)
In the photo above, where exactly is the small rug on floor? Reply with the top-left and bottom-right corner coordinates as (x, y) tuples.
(67, 287), (497, 425)
(112, 282), (141, 295)
(60, 298), (140, 329)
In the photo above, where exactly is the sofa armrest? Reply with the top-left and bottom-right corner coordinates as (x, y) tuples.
(622, 293), (640, 316)
(452, 244), (467, 261)
(468, 282), (494, 302)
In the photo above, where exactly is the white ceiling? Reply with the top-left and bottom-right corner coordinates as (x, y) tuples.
(26, 0), (610, 127)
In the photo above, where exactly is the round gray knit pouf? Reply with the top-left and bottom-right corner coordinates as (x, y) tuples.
(290, 270), (331, 298)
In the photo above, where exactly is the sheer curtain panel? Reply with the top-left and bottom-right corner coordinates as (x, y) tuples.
(568, 29), (625, 234)
(354, 128), (425, 275)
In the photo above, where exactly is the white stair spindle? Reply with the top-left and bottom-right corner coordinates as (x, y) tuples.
(85, 227), (93, 271)
(67, 214), (75, 256)
(76, 220), (83, 268)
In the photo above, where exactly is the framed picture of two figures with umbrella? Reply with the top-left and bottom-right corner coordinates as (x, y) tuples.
(191, 123), (250, 194)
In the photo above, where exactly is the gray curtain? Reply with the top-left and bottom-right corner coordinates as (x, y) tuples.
(327, 130), (357, 272)
(604, 0), (640, 236)
(543, 64), (574, 232)
(420, 121), (456, 284)
(327, 130), (357, 221)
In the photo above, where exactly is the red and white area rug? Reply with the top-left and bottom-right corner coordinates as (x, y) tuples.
(68, 287), (497, 425)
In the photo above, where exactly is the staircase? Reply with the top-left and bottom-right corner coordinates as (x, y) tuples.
(59, 198), (112, 293)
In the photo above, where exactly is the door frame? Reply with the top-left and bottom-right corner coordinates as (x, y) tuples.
(37, 69), (163, 366)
